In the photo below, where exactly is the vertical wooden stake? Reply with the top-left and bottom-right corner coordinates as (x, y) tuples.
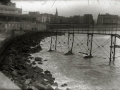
(109, 35), (113, 65)
(89, 34), (93, 57)
(55, 31), (57, 50)
(113, 36), (116, 64)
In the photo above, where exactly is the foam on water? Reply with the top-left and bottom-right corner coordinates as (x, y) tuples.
(32, 34), (120, 90)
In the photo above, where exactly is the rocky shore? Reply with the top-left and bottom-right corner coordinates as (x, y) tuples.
(0, 31), (58, 90)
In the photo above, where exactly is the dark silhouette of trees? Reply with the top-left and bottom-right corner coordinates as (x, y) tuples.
(0, 0), (11, 5)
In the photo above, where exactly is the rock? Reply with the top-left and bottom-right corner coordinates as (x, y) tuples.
(41, 81), (48, 85)
(26, 88), (33, 90)
(26, 86), (38, 90)
(66, 88), (71, 90)
(33, 66), (43, 73)
(64, 50), (73, 55)
(20, 65), (27, 70)
(17, 69), (26, 76)
(25, 79), (31, 85)
(44, 70), (50, 74)
(61, 83), (67, 87)
(44, 59), (48, 61)
(52, 77), (55, 81)
(32, 61), (36, 65)
(14, 65), (21, 70)
(47, 85), (54, 90)
(38, 61), (43, 64)
(44, 79), (48, 81)
(12, 70), (17, 76)
(44, 74), (52, 80)
(55, 87), (62, 90)
(15, 55), (22, 59)
(35, 57), (42, 61)
(2, 65), (9, 70)
(29, 56), (34, 59)
(35, 83), (47, 90)
(26, 60), (30, 63)
(52, 82), (58, 87)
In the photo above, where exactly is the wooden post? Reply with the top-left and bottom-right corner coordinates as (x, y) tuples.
(70, 31), (74, 53)
(68, 32), (70, 45)
(55, 31), (57, 50)
(70, 24), (74, 53)
(87, 34), (89, 46)
(89, 34), (93, 57)
(109, 35), (113, 65)
(49, 36), (52, 51)
(113, 36), (116, 63)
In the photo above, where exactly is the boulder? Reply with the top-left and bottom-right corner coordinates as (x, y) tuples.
(55, 87), (62, 90)
(20, 65), (27, 70)
(32, 61), (36, 65)
(29, 56), (34, 59)
(12, 70), (18, 76)
(35, 57), (42, 61)
(26, 86), (38, 90)
(61, 83), (67, 87)
(35, 83), (47, 90)
(26, 59), (30, 63)
(14, 65), (20, 70)
(66, 88), (71, 90)
(25, 79), (31, 85)
(38, 61), (43, 64)
(17, 69), (26, 76)
(47, 85), (54, 90)
(44, 59), (48, 61)
(52, 82), (58, 87)
(44, 70), (50, 74)
(33, 66), (43, 73)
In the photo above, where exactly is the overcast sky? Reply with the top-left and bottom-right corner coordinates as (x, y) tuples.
(11, 0), (120, 19)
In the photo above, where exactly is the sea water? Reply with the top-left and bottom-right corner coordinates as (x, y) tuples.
(32, 32), (120, 90)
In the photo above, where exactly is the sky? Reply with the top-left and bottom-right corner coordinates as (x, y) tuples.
(11, 0), (120, 19)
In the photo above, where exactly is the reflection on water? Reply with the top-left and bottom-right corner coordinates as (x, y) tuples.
(32, 34), (120, 90)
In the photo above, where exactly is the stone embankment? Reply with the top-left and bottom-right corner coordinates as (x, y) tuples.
(0, 31), (57, 90)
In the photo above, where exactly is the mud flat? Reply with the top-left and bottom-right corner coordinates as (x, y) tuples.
(0, 31), (59, 90)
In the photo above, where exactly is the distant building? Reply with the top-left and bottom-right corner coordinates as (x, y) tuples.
(0, 2), (39, 31)
(58, 14), (94, 25)
(36, 13), (52, 23)
(97, 13), (118, 25)
(59, 16), (69, 24)
(50, 8), (60, 24)
(83, 14), (94, 25)
(0, 2), (22, 15)
(29, 12), (40, 16)
(68, 15), (81, 24)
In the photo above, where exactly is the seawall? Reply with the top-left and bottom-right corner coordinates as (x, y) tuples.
(0, 31), (57, 90)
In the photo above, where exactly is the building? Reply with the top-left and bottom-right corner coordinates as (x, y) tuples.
(69, 15), (81, 24)
(97, 13), (118, 25)
(29, 12), (40, 16)
(0, 2), (47, 31)
(58, 14), (94, 25)
(50, 8), (60, 24)
(83, 14), (94, 25)
(36, 13), (52, 23)
(0, 2), (22, 15)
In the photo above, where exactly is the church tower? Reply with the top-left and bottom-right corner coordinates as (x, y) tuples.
(55, 8), (58, 16)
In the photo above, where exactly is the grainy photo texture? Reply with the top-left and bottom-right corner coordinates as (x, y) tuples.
(0, 0), (120, 90)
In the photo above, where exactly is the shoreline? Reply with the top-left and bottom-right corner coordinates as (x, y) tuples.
(0, 31), (59, 90)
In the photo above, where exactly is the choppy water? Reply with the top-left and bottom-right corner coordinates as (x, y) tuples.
(32, 33), (120, 90)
